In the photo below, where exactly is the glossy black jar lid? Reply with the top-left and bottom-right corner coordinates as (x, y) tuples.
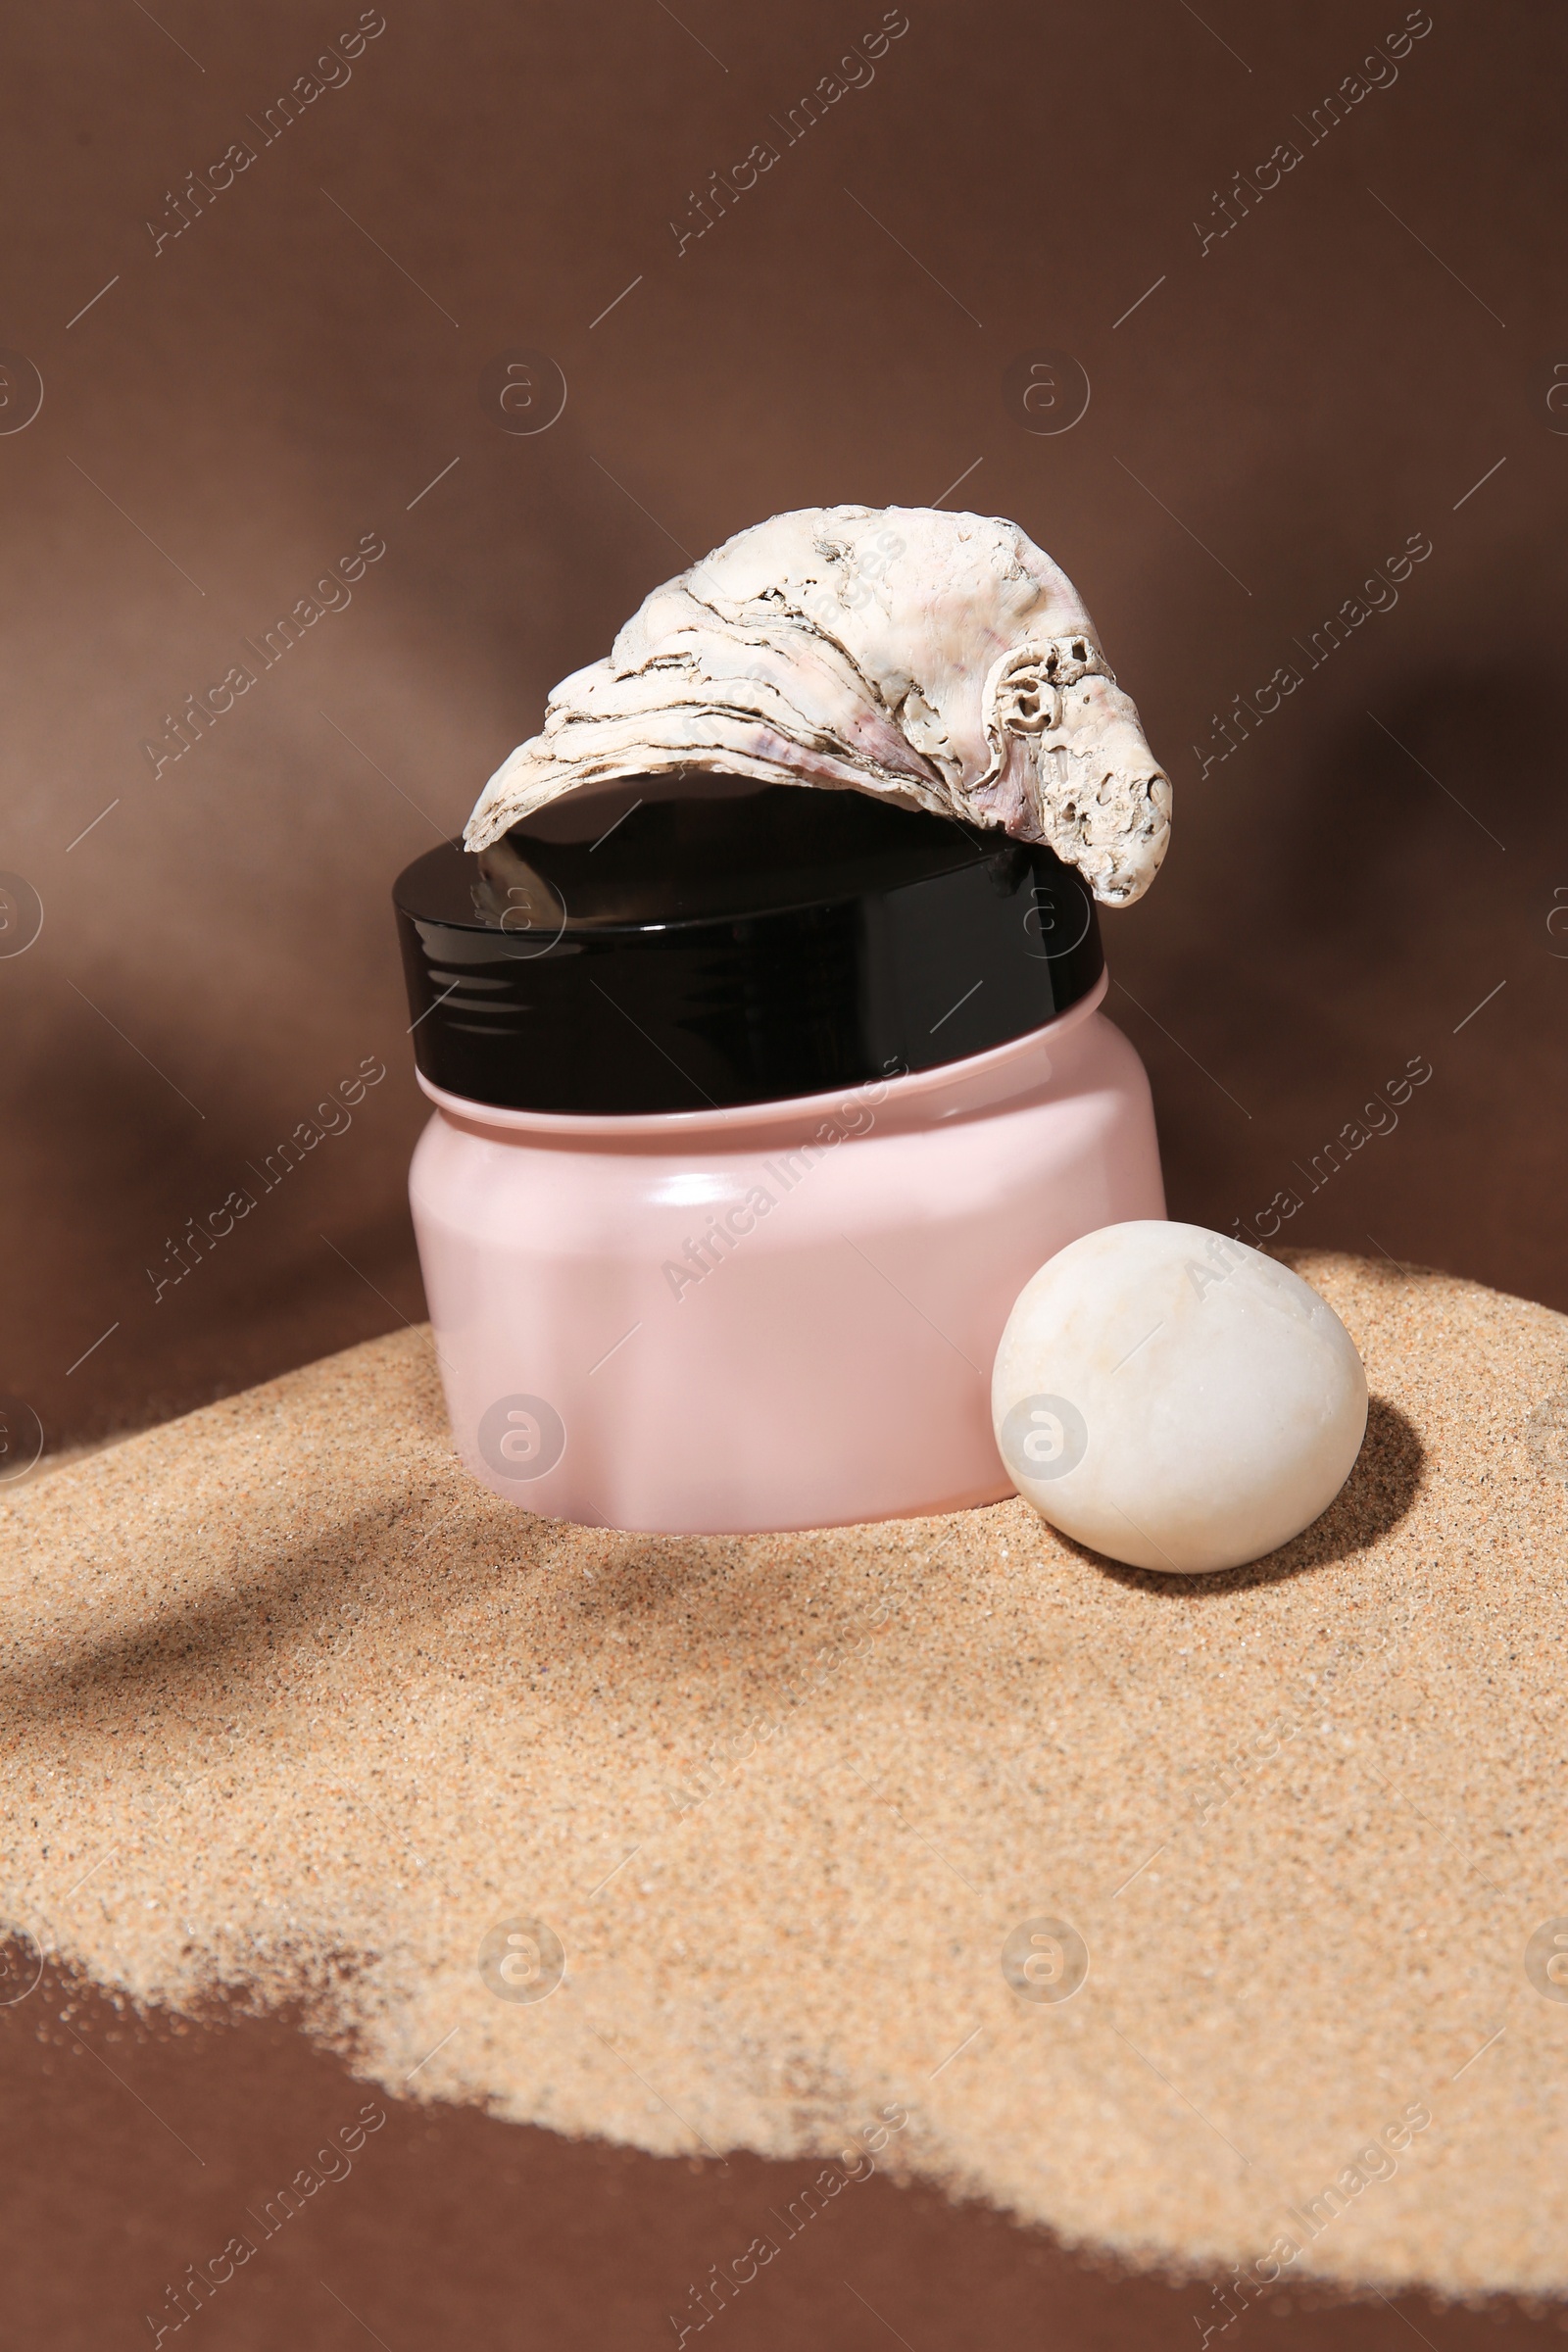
(393, 775), (1103, 1115)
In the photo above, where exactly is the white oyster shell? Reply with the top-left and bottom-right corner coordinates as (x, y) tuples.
(464, 505), (1172, 906)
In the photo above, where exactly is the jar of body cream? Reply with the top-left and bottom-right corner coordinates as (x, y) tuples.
(394, 777), (1163, 1534)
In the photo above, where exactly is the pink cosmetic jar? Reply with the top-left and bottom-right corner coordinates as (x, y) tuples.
(393, 778), (1163, 1534)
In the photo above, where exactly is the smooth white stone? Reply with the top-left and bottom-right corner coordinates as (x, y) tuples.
(991, 1221), (1368, 1575)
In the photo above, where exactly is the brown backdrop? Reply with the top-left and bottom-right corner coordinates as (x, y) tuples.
(4, 0), (1564, 1449)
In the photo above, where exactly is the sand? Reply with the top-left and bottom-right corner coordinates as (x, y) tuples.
(4, 1250), (1566, 2301)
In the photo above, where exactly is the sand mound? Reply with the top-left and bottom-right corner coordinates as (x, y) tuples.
(5, 1252), (1566, 2297)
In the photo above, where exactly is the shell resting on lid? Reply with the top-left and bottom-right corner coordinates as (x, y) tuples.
(464, 505), (1173, 906)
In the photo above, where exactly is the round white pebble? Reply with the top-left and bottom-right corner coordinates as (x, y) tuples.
(992, 1221), (1368, 1575)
